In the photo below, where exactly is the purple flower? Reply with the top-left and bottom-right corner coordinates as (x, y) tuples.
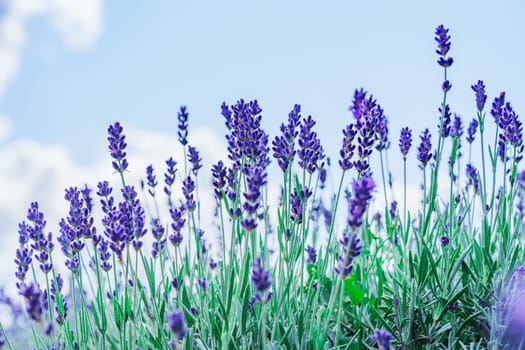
(145, 165), (157, 196)
(198, 278), (207, 293)
(290, 184), (312, 225)
(441, 235), (450, 245)
(417, 129), (432, 167)
(435, 25), (453, 68)
(119, 186), (147, 251)
(241, 166), (267, 231)
(389, 200), (398, 219)
(272, 104), (301, 172)
(163, 157), (177, 200)
(151, 218), (166, 258)
(339, 124), (357, 170)
(251, 257), (272, 302)
(169, 206), (185, 246)
(442, 80), (452, 92)
(211, 161), (227, 200)
(182, 176), (196, 212)
(298, 115), (325, 174)
(491, 92), (506, 125)
(98, 238), (112, 271)
(452, 114), (463, 138)
(177, 106), (189, 146)
(50, 274), (67, 324)
(335, 232), (362, 278)
(97, 183), (125, 259)
(347, 177), (375, 229)
(371, 329), (392, 350)
(26, 202), (54, 274)
(225, 99), (270, 171)
(466, 164), (480, 194)
(471, 80), (487, 112)
(305, 245), (317, 264)
(439, 104), (452, 138)
(375, 112), (390, 152)
(108, 122), (128, 174)
(466, 119), (478, 144)
(19, 283), (46, 322)
(167, 310), (187, 340)
(399, 127), (412, 159)
(187, 145), (202, 175)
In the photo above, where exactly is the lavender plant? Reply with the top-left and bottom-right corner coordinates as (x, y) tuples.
(2, 24), (525, 350)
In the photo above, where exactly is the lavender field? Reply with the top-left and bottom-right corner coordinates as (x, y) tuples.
(1, 22), (525, 349)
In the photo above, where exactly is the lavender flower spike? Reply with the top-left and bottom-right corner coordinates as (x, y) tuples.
(187, 145), (202, 175)
(251, 257), (272, 302)
(466, 118), (478, 144)
(108, 122), (128, 174)
(399, 127), (412, 160)
(177, 106), (189, 146)
(167, 310), (187, 340)
(471, 80), (487, 112)
(347, 176), (375, 229)
(417, 128), (432, 167)
(371, 329), (392, 350)
(435, 24), (453, 68)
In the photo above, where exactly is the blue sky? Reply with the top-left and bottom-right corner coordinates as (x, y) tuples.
(2, 0), (524, 167)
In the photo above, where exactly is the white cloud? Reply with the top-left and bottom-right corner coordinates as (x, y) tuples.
(0, 0), (103, 95)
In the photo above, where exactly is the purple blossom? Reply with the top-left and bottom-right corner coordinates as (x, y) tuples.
(335, 232), (362, 278)
(163, 157), (177, 200)
(108, 122), (128, 174)
(417, 128), (432, 167)
(272, 104), (302, 171)
(97, 183), (125, 259)
(399, 127), (412, 159)
(305, 245), (317, 264)
(26, 202), (54, 274)
(466, 118), (478, 144)
(339, 124), (357, 170)
(439, 104), (452, 138)
(347, 177), (375, 228)
(389, 200), (398, 219)
(241, 166), (267, 231)
(442, 80), (452, 92)
(167, 310), (187, 340)
(435, 25), (453, 68)
(169, 206), (185, 247)
(225, 99), (270, 171)
(19, 283), (46, 322)
(491, 92), (506, 125)
(145, 165), (157, 196)
(452, 114), (463, 138)
(251, 257), (272, 302)
(182, 176), (196, 212)
(471, 80), (487, 112)
(50, 274), (67, 324)
(98, 238), (112, 271)
(375, 112), (390, 152)
(151, 218), (166, 258)
(441, 235), (450, 245)
(290, 184), (312, 225)
(466, 164), (480, 194)
(298, 115), (325, 174)
(198, 278), (207, 293)
(187, 145), (202, 175)
(371, 329), (392, 350)
(211, 160), (227, 200)
(177, 106), (189, 146)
